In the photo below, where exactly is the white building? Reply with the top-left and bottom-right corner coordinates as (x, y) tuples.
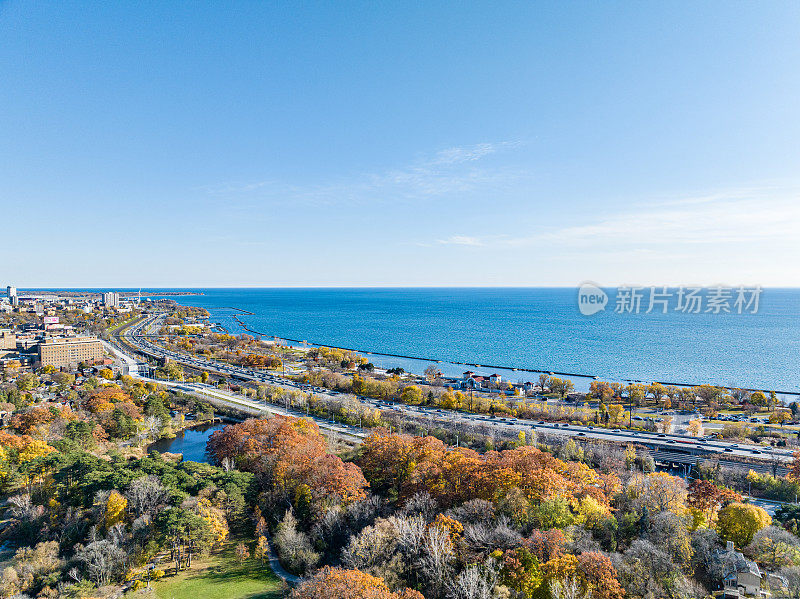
(103, 291), (120, 308)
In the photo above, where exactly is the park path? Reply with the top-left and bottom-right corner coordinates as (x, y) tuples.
(265, 532), (300, 585)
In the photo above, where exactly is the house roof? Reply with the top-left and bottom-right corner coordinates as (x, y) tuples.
(713, 548), (761, 580)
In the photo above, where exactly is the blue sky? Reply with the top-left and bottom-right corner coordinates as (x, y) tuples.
(1, 1), (799, 287)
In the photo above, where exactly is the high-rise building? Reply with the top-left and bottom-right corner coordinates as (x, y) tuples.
(6, 286), (18, 307)
(103, 291), (120, 308)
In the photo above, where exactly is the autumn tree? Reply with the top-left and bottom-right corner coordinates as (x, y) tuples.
(688, 480), (740, 527)
(359, 431), (610, 510)
(207, 416), (367, 513)
(627, 472), (687, 515)
(789, 451), (800, 483)
(549, 378), (574, 400)
(747, 525), (800, 570)
(769, 410), (792, 426)
(492, 545), (543, 597)
(234, 542), (250, 563)
(606, 403), (624, 426)
(717, 502), (771, 548)
(577, 551), (625, 599)
(254, 536), (270, 563)
(401, 385), (423, 405)
(291, 567), (423, 599)
(589, 381), (615, 402)
(105, 490), (127, 529)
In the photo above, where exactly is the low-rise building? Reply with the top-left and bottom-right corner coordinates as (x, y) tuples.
(0, 328), (16, 350)
(713, 541), (772, 599)
(459, 371), (503, 390)
(39, 336), (104, 368)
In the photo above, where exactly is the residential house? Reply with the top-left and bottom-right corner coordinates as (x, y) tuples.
(459, 371), (503, 390)
(713, 541), (773, 598)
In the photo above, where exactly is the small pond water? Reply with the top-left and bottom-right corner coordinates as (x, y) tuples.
(149, 422), (226, 463)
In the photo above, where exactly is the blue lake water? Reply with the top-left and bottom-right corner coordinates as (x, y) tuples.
(149, 423), (225, 462)
(152, 287), (800, 397)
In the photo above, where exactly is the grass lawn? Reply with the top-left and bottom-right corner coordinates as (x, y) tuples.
(151, 542), (287, 599)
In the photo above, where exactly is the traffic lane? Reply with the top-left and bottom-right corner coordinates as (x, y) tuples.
(124, 325), (793, 463)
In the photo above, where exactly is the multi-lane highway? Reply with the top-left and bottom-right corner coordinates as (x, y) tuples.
(113, 314), (794, 472)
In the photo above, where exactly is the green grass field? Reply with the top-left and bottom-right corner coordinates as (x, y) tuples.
(151, 542), (286, 599)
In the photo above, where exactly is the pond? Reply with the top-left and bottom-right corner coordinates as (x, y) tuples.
(149, 422), (226, 463)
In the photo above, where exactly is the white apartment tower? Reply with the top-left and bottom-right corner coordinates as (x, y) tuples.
(6, 286), (18, 307)
(103, 291), (120, 308)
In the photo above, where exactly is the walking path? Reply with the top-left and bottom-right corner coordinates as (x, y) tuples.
(265, 532), (300, 585)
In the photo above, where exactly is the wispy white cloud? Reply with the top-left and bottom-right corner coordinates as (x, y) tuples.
(436, 235), (485, 246)
(530, 191), (800, 247)
(429, 141), (520, 166)
(200, 141), (525, 207)
(429, 187), (800, 250)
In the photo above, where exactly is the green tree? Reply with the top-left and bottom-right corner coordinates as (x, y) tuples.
(144, 394), (168, 419)
(549, 378), (574, 400)
(65, 421), (94, 449)
(531, 495), (573, 529)
(108, 408), (137, 440)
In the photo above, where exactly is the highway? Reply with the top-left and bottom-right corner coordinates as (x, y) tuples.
(113, 314), (794, 472)
(104, 330), (366, 444)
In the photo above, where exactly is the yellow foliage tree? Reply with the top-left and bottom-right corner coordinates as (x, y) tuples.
(0, 445), (10, 487)
(18, 440), (56, 463)
(198, 497), (229, 548)
(627, 472), (687, 515)
(574, 495), (610, 529)
(607, 403), (624, 425)
(105, 490), (128, 529)
(400, 386), (423, 405)
(687, 419), (703, 437)
(717, 502), (771, 548)
(254, 536), (270, 563)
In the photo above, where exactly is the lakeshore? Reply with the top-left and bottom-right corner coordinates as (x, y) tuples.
(159, 288), (800, 398)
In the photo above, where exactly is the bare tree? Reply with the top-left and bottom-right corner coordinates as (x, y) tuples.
(446, 561), (497, 599)
(401, 492), (438, 521)
(75, 539), (126, 586)
(125, 475), (167, 519)
(551, 575), (592, 599)
(418, 525), (454, 597)
(273, 509), (319, 575)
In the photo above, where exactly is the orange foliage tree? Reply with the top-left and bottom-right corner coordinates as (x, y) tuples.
(208, 416), (368, 510)
(290, 567), (423, 599)
(358, 430), (610, 509)
(688, 479), (741, 525)
(86, 386), (131, 413)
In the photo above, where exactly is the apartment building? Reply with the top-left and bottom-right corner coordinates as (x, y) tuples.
(0, 329), (15, 350)
(39, 336), (104, 368)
